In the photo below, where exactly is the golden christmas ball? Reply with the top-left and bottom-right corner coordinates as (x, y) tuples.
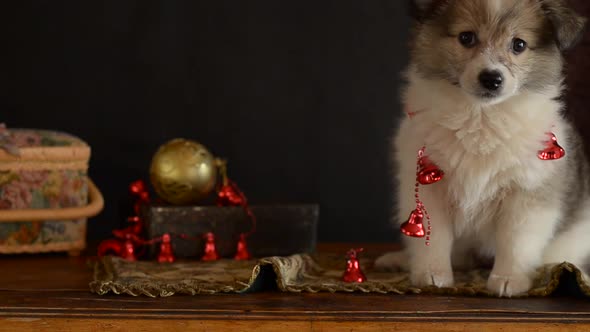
(149, 138), (218, 205)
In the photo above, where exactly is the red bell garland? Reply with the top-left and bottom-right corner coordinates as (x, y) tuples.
(216, 160), (256, 261)
(99, 156), (260, 263)
(98, 181), (151, 259)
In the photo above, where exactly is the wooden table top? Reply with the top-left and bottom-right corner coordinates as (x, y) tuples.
(1, 243), (590, 332)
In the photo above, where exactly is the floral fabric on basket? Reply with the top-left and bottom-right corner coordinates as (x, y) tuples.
(0, 127), (89, 248)
(0, 169), (88, 246)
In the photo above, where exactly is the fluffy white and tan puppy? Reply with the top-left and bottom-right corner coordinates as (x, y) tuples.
(376, 0), (587, 297)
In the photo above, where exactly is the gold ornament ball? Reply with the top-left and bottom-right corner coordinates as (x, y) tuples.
(149, 138), (218, 205)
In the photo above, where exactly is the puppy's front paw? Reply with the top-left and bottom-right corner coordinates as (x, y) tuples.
(487, 273), (532, 297)
(411, 268), (454, 288)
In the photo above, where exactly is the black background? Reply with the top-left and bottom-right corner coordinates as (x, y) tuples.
(4, 1), (412, 242)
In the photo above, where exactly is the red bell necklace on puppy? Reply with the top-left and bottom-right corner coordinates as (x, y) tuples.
(400, 132), (565, 246)
(400, 147), (443, 246)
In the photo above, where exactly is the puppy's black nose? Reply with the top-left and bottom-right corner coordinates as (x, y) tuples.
(478, 70), (503, 91)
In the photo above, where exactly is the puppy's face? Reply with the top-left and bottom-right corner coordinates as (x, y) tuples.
(411, 0), (586, 105)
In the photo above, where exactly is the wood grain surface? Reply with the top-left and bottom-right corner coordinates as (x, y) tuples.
(0, 244), (590, 331)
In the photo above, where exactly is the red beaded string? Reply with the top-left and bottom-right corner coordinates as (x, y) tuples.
(415, 147), (432, 246)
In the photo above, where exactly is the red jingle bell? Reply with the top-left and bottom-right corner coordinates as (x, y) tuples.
(538, 133), (565, 161)
(234, 233), (251, 260)
(121, 234), (139, 261)
(217, 182), (246, 206)
(418, 164), (445, 185)
(129, 180), (147, 195)
(97, 239), (123, 258)
(201, 232), (220, 261)
(418, 156), (444, 185)
(400, 209), (426, 238)
(342, 248), (367, 283)
(157, 233), (176, 263)
(129, 180), (150, 215)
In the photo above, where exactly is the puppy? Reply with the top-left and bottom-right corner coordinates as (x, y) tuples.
(376, 0), (587, 297)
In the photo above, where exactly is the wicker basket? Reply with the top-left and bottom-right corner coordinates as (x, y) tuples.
(0, 127), (103, 255)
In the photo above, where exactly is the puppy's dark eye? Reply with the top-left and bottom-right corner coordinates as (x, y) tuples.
(458, 31), (477, 48)
(512, 38), (527, 54)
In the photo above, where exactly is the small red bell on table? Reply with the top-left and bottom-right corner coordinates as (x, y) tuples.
(98, 225), (145, 260)
(157, 233), (176, 263)
(234, 233), (251, 260)
(201, 232), (220, 261)
(97, 233), (141, 260)
(121, 240), (137, 261)
(121, 233), (143, 261)
(342, 248), (367, 283)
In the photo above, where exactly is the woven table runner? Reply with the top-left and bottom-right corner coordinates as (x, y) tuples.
(90, 254), (590, 298)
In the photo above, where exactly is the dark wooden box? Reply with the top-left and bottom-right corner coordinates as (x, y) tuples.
(141, 204), (319, 258)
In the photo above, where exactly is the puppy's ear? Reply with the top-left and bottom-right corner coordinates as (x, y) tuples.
(408, 0), (449, 22)
(541, 0), (587, 51)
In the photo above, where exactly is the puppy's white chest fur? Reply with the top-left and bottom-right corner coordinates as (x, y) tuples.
(398, 71), (565, 235)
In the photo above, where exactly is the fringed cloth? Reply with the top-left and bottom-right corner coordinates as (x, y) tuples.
(90, 254), (590, 298)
